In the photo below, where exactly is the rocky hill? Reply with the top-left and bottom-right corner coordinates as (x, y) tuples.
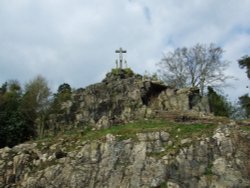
(47, 69), (209, 133)
(0, 69), (249, 187)
(0, 120), (250, 187)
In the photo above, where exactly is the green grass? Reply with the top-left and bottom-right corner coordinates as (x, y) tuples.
(241, 126), (250, 132)
(169, 123), (215, 137)
(204, 163), (213, 175)
(83, 119), (168, 141)
(34, 119), (217, 153)
(146, 121), (216, 159)
(27, 119), (218, 175)
(158, 182), (168, 188)
(82, 120), (216, 141)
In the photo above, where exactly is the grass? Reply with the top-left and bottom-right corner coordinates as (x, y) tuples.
(158, 182), (168, 188)
(241, 126), (250, 132)
(204, 163), (213, 175)
(80, 119), (216, 142)
(28, 119), (218, 173)
(34, 119), (217, 154)
(169, 123), (215, 138)
(82, 119), (168, 141)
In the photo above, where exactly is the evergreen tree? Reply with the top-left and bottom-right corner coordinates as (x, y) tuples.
(238, 55), (250, 79)
(238, 55), (250, 118)
(207, 86), (232, 117)
(239, 94), (250, 118)
(48, 83), (72, 134)
(0, 81), (35, 148)
(50, 83), (72, 114)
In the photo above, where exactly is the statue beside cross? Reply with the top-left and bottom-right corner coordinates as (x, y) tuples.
(115, 47), (127, 69)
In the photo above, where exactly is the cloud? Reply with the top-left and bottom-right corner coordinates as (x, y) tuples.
(0, 0), (249, 101)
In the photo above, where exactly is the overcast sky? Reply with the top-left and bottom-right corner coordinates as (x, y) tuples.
(0, 0), (249, 101)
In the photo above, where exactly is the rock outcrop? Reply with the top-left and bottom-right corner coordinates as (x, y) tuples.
(2, 69), (247, 188)
(48, 69), (209, 132)
(0, 122), (249, 187)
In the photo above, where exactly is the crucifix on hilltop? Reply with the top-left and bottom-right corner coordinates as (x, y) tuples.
(115, 47), (127, 69)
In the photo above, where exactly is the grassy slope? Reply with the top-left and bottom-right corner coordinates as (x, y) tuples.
(35, 119), (217, 151)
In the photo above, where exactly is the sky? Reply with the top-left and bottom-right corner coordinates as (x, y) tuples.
(0, 0), (249, 101)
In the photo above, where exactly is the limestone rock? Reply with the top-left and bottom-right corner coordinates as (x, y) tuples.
(0, 124), (249, 188)
(47, 71), (208, 133)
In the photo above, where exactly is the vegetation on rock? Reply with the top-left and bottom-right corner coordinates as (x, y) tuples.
(238, 55), (250, 118)
(50, 83), (72, 114)
(207, 86), (233, 117)
(42, 119), (216, 143)
(1, 119), (249, 188)
(0, 45), (250, 187)
(0, 51), (249, 150)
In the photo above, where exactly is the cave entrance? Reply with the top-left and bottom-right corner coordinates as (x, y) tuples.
(141, 82), (168, 106)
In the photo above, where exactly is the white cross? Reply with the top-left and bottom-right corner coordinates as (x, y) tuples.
(115, 47), (127, 69)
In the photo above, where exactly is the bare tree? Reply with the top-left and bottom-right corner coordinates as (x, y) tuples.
(157, 43), (231, 95)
